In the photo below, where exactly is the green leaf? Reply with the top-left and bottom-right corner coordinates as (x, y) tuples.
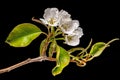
(48, 41), (56, 57)
(52, 45), (70, 76)
(40, 39), (46, 56)
(89, 38), (119, 58)
(5, 23), (42, 47)
(89, 42), (107, 57)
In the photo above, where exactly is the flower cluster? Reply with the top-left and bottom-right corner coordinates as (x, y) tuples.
(40, 8), (83, 46)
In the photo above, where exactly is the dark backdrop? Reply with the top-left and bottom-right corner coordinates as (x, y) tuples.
(0, 0), (119, 80)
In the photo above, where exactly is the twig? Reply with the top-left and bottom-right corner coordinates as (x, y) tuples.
(0, 56), (47, 74)
(0, 55), (86, 74)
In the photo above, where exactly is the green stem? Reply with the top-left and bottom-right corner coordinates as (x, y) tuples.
(68, 47), (85, 54)
(70, 55), (79, 61)
(41, 32), (48, 36)
(106, 38), (119, 45)
(40, 31), (52, 56)
(77, 39), (92, 56)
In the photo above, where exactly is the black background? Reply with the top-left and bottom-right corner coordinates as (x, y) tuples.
(0, 0), (119, 80)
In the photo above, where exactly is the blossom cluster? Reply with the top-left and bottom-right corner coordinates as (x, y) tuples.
(40, 8), (83, 46)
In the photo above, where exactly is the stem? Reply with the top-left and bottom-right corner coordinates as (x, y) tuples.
(0, 55), (81, 74)
(68, 47), (85, 54)
(77, 39), (92, 56)
(40, 33), (52, 56)
(0, 56), (47, 74)
(106, 38), (119, 45)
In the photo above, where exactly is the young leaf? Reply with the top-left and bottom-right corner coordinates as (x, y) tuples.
(48, 41), (56, 57)
(89, 42), (107, 58)
(40, 39), (47, 56)
(89, 38), (119, 58)
(5, 23), (42, 47)
(52, 45), (70, 76)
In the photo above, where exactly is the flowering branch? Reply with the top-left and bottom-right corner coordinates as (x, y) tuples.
(0, 7), (119, 76)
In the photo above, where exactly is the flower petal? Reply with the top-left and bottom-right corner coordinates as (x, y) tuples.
(39, 18), (48, 25)
(65, 35), (80, 46)
(60, 20), (79, 35)
(70, 20), (79, 30)
(59, 10), (71, 26)
(72, 27), (84, 38)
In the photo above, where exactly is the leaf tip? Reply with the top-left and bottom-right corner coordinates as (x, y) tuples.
(5, 39), (12, 46)
(52, 73), (56, 76)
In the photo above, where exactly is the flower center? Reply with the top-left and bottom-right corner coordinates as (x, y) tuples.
(49, 18), (56, 25)
(62, 24), (69, 31)
(67, 36), (73, 41)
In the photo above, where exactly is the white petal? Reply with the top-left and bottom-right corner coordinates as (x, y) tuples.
(60, 20), (79, 35)
(59, 10), (71, 18)
(70, 20), (79, 30)
(43, 8), (51, 21)
(39, 18), (48, 25)
(50, 8), (59, 15)
(50, 8), (59, 21)
(59, 10), (71, 20)
(65, 35), (80, 46)
(59, 10), (71, 26)
(72, 27), (84, 38)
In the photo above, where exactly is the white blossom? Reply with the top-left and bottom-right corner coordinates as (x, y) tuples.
(60, 20), (79, 35)
(39, 7), (73, 28)
(65, 35), (80, 46)
(40, 8), (60, 26)
(58, 10), (72, 25)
